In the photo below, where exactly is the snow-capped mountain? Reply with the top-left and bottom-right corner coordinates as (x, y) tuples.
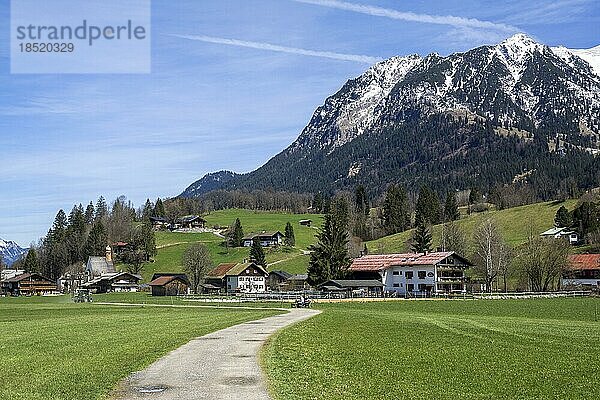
(182, 34), (600, 198)
(0, 238), (27, 266)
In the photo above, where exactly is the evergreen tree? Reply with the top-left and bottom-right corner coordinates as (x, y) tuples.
(84, 202), (95, 225)
(444, 191), (460, 221)
(229, 218), (244, 247)
(249, 239), (266, 267)
(312, 192), (324, 213)
(95, 196), (108, 221)
(331, 196), (350, 232)
(354, 185), (370, 216)
(141, 199), (154, 221)
(411, 216), (433, 254)
(44, 210), (69, 279)
(554, 206), (572, 227)
(415, 185), (441, 225)
(469, 187), (482, 205)
(307, 214), (350, 285)
(84, 220), (107, 258)
(22, 249), (39, 273)
(284, 222), (295, 247)
(65, 205), (86, 265)
(154, 198), (166, 217)
(382, 184), (411, 235)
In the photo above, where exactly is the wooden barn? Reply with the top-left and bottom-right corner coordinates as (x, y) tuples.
(148, 273), (190, 296)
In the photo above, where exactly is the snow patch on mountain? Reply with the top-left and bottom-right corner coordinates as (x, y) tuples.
(0, 238), (27, 266)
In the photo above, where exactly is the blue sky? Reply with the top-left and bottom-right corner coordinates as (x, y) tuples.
(1, 0), (599, 246)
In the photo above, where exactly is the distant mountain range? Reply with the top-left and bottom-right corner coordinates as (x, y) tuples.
(181, 34), (600, 198)
(0, 238), (27, 266)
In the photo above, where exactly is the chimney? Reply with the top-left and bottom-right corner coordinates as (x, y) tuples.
(105, 245), (113, 263)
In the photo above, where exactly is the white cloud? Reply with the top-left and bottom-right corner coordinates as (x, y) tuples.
(170, 34), (383, 64)
(293, 0), (519, 33)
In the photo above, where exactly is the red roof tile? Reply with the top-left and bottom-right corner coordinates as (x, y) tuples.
(568, 254), (600, 271)
(350, 252), (459, 271)
(148, 275), (186, 286)
(206, 263), (238, 278)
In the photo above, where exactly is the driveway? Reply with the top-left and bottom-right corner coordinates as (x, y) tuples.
(111, 308), (321, 400)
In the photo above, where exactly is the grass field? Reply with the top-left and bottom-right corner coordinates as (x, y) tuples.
(263, 297), (600, 400)
(367, 199), (579, 253)
(0, 296), (279, 400)
(138, 209), (321, 281)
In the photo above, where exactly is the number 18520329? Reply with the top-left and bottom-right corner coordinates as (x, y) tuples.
(19, 42), (74, 52)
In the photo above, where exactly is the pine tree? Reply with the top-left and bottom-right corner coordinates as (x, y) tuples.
(22, 249), (39, 273)
(312, 192), (324, 213)
(84, 220), (107, 258)
(44, 210), (69, 279)
(229, 218), (244, 247)
(307, 214), (350, 286)
(444, 191), (460, 221)
(411, 216), (433, 254)
(154, 198), (166, 217)
(383, 184), (410, 234)
(65, 205), (86, 265)
(84, 202), (95, 225)
(250, 239), (266, 266)
(415, 185), (441, 225)
(95, 196), (108, 221)
(354, 185), (370, 216)
(284, 222), (295, 247)
(141, 199), (154, 221)
(554, 206), (572, 227)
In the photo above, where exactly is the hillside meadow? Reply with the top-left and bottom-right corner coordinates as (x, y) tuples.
(263, 297), (600, 400)
(0, 295), (279, 400)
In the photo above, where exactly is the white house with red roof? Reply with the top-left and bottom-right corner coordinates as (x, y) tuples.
(349, 252), (473, 295)
(561, 254), (600, 288)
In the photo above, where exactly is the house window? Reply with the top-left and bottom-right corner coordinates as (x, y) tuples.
(407, 284), (414, 291)
(418, 271), (426, 279)
(392, 271), (400, 276)
(393, 283), (400, 288)
(405, 271), (413, 279)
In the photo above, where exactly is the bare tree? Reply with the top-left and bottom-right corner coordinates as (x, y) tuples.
(472, 219), (508, 292)
(515, 236), (570, 292)
(182, 243), (214, 294)
(442, 221), (468, 255)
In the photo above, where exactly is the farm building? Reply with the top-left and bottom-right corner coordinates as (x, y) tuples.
(299, 219), (312, 227)
(319, 279), (384, 295)
(149, 216), (170, 230)
(349, 252), (472, 296)
(206, 262), (269, 293)
(561, 254), (600, 288)
(173, 215), (206, 230)
(85, 246), (115, 278)
(540, 227), (579, 245)
(82, 272), (141, 293)
(267, 271), (309, 291)
(1, 272), (58, 296)
(242, 231), (284, 247)
(148, 273), (190, 296)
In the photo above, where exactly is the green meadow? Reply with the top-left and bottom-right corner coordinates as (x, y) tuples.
(263, 297), (600, 400)
(0, 296), (279, 400)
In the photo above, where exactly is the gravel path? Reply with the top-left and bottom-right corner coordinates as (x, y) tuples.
(110, 308), (320, 400)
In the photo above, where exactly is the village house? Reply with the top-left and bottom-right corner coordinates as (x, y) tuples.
(561, 254), (600, 288)
(540, 227), (579, 245)
(349, 252), (472, 296)
(148, 273), (190, 296)
(85, 246), (115, 278)
(1, 272), (58, 296)
(206, 262), (268, 293)
(299, 219), (312, 227)
(173, 215), (206, 230)
(149, 216), (170, 231)
(267, 271), (310, 291)
(82, 271), (142, 293)
(242, 231), (284, 247)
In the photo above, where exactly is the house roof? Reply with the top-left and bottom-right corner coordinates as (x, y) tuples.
(568, 254), (600, 271)
(149, 216), (169, 223)
(87, 256), (115, 275)
(269, 270), (293, 280)
(541, 227), (576, 236)
(112, 242), (129, 247)
(320, 279), (384, 289)
(151, 272), (188, 281)
(206, 263), (238, 278)
(299, 219), (312, 223)
(289, 274), (308, 281)
(176, 215), (206, 223)
(225, 262), (269, 277)
(349, 252), (472, 272)
(5, 272), (53, 283)
(148, 275), (189, 286)
(242, 231), (283, 240)
(84, 272), (141, 286)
